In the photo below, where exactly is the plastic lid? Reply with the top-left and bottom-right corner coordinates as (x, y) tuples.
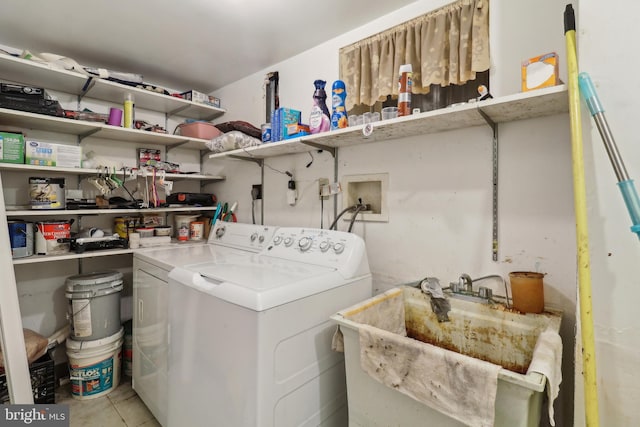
(66, 327), (124, 351)
(399, 64), (413, 73)
(65, 271), (123, 288)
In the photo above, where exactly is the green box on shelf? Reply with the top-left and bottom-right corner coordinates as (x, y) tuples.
(0, 131), (25, 164)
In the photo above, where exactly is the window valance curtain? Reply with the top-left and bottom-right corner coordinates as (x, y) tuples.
(339, 0), (490, 111)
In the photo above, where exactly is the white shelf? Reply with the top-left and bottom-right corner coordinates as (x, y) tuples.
(0, 54), (225, 120)
(210, 85), (568, 161)
(6, 206), (217, 217)
(12, 248), (135, 265)
(0, 163), (225, 181)
(12, 240), (208, 265)
(0, 108), (215, 149)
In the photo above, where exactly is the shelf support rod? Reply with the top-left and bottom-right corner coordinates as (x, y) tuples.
(228, 155), (264, 167)
(300, 140), (336, 158)
(260, 161), (265, 224)
(334, 148), (339, 220)
(78, 128), (102, 142)
(0, 173), (34, 403)
(78, 76), (96, 101)
(478, 108), (499, 262)
(167, 105), (190, 118)
(166, 140), (190, 152)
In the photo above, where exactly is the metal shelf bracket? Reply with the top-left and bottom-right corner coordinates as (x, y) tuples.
(300, 140), (336, 158)
(478, 107), (499, 262)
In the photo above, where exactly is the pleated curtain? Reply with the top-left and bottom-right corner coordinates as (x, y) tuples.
(339, 0), (490, 111)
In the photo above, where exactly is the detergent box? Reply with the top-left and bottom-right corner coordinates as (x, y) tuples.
(521, 52), (559, 92)
(0, 131), (25, 164)
(25, 141), (82, 168)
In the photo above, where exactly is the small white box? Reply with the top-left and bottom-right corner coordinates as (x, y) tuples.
(25, 141), (82, 168)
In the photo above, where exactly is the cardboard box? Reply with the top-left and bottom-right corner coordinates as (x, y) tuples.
(284, 123), (310, 140)
(208, 95), (221, 108)
(521, 52), (559, 92)
(25, 141), (82, 168)
(181, 90), (209, 104)
(137, 148), (162, 167)
(0, 131), (25, 164)
(272, 108), (302, 142)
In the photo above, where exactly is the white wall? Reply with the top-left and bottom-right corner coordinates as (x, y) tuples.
(574, 1), (640, 425)
(208, 0), (576, 425)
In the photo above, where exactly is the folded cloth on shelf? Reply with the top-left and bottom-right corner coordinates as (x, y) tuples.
(526, 327), (563, 426)
(359, 323), (502, 427)
(206, 131), (262, 153)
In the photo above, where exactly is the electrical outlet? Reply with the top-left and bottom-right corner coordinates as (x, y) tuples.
(252, 184), (262, 200)
(318, 178), (330, 200)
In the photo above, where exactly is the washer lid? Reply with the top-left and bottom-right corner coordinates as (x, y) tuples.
(169, 257), (354, 311)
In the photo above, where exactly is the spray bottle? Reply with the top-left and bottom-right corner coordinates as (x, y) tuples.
(398, 64), (413, 116)
(331, 80), (348, 130)
(309, 80), (331, 134)
(123, 93), (135, 128)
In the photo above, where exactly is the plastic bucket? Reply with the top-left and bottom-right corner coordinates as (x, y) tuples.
(509, 271), (545, 314)
(35, 220), (72, 255)
(65, 271), (123, 341)
(67, 327), (124, 400)
(8, 221), (33, 258)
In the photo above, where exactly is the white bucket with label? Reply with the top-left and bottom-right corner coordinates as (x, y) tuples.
(67, 327), (124, 400)
(65, 271), (123, 341)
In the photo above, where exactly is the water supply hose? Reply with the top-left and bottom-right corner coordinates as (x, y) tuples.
(578, 73), (640, 238)
(564, 5), (600, 426)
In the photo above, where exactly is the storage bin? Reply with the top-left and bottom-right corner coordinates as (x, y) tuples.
(0, 351), (55, 404)
(176, 122), (222, 140)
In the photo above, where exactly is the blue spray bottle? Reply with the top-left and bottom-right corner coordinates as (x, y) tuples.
(331, 80), (348, 130)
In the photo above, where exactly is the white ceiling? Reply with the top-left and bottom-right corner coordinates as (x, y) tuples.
(0, 0), (416, 93)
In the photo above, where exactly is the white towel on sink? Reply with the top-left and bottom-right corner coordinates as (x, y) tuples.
(526, 327), (563, 426)
(359, 323), (502, 427)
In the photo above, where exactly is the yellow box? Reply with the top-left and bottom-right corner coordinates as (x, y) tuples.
(521, 52), (559, 92)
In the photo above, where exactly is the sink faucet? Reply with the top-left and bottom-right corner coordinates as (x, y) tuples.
(449, 273), (511, 308)
(459, 273), (473, 293)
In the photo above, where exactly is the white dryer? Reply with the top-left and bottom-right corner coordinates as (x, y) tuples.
(132, 222), (277, 426)
(167, 226), (372, 427)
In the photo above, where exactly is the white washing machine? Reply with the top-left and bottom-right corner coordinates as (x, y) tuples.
(132, 222), (278, 426)
(167, 226), (372, 427)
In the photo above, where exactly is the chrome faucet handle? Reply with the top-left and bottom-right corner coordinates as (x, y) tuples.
(459, 273), (473, 292)
(478, 286), (492, 299)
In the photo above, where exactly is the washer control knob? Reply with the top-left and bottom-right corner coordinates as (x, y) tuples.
(273, 236), (283, 245)
(284, 237), (294, 247)
(259, 235), (265, 243)
(250, 232), (258, 242)
(215, 226), (226, 238)
(298, 237), (313, 251)
(333, 242), (346, 254)
(319, 240), (331, 252)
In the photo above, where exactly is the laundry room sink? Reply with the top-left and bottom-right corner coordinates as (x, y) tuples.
(331, 286), (563, 427)
(402, 286), (562, 374)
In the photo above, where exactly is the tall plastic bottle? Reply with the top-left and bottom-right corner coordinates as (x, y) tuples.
(331, 80), (348, 130)
(309, 80), (331, 134)
(123, 93), (135, 128)
(398, 64), (413, 117)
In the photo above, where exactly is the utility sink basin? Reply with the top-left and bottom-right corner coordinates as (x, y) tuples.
(331, 286), (563, 427)
(404, 286), (562, 374)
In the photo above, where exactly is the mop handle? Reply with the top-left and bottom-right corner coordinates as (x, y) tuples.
(578, 72), (640, 236)
(578, 73), (629, 181)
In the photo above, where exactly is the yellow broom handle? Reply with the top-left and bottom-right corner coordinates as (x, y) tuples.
(565, 5), (600, 425)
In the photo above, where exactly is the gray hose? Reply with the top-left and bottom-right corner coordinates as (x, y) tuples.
(329, 205), (357, 230)
(347, 205), (367, 232)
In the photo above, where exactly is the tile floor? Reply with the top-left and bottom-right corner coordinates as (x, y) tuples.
(55, 376), (160, 427)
